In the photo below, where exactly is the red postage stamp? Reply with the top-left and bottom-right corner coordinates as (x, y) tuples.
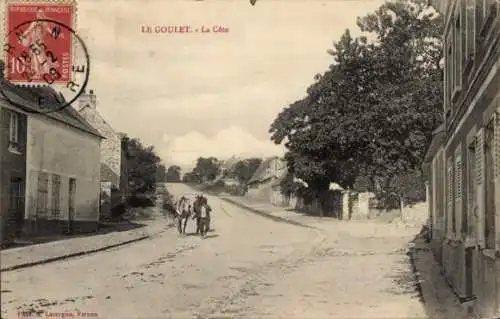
(4, 0), (76, 84)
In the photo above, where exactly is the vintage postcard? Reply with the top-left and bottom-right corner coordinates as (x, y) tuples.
(1, 0), (499, 318)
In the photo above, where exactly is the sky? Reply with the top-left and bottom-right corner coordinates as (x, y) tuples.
(1, 0), (386, 172)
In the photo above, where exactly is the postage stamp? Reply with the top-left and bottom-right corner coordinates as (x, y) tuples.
(2, 0), (90, 113)
(4, 0), (76, 84)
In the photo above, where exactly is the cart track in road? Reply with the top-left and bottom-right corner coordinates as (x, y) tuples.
(192, 208), (331, 319)
(218, 202), (232, 217)
(166, 185), (334, 318)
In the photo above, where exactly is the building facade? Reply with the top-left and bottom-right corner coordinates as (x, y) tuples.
(25, 107), (103, 235)
(0, 98), (27, 245)
(426, 1), (500, 317)
(0, 65), (104, 238)
(246, 157), (287, 204)
(77, 89), (128, 220)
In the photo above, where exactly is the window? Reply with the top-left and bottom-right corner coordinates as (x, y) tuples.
(36, 172), (49, 218)
(465, 0), (476, 71)
(68, 178), (76, 217)
(445, 29), (453, 113)
(8, 111), (20, 151)
(453, 5), (463, 99)
(484, 121), (496, 249)
(466, 142), (476, 236)
(51, 174), (61, 218)
(437, 151), (445, 220)
(476, 0), (485, 33)
(479, 0), (498, 37)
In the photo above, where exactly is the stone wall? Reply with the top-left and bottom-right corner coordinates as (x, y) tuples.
(77, 94), (122, 188)
(77, 93), (126, 220)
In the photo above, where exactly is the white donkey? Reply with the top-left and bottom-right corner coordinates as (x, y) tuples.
(175, 196), (193, 235)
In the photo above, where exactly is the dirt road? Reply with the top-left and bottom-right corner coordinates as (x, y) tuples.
(1, 183), (428, 319)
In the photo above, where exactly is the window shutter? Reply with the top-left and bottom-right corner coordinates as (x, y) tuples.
(432, 158), (438, 228)
(445, 41), (452, 110)
(467, 142), (477, 238)
(465, 0), (476, 61)
(476, 128), (485, 247)
(461, 0), (467, 66)
(9, 114), (14, 141)
(438, 150), (445, 232)
(447, 157), (455, 238)
(454, 5), (463, 91)
(494, 109), (500, 250)
(455, 150), (463, 237)
(495, 109), (500, 178)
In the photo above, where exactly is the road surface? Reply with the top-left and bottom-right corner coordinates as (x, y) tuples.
(1, 183), (428, 319)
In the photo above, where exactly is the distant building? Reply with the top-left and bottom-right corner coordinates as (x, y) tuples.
(212, 156), (244, 193)
(77, 89), (128, 220)
(219, 156), (241, 177)
(425, 1), (499, 317)
(246, 156), (288, 205)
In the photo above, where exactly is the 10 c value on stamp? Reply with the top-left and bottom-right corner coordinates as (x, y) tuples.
(2, 0), (90, 114)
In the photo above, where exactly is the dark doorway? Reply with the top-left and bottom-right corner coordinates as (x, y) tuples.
(8, 177), (25, 238)
(68, 178), (76, 234)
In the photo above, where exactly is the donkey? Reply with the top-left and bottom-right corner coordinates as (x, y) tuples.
(175, 196), (192, 235)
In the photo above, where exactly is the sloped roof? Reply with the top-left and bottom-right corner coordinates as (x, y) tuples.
(423, 124), (445, 164)
(78, 103), (119, 137)
(422, 124), (445, 179)
(248, 156), (284, 185)
(221, 155), (241, 171)
(0, 81), (103, 138)
(427, 0), (446, 14)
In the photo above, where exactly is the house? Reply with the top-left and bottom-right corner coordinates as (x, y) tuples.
(246, 156), (287, 205)
(422, 123), (446, 263)
(212, 155), (241, 185)
(425, 1), (500, 317)
(0, 64), (104, 240)
(77, 89), (128, 220)
(220, 155), (241, 177)
(0, 74), (28, 245)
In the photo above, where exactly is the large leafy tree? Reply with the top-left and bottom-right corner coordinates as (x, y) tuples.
(269, 0), (443, 197)
(124, 136), (162, 193)
(156, 164), (167, 182)
(229, 158), (263, 184)
(182, 171), (201, 184)
(192, 157), (221, 182)
(166, 165), (182, 182)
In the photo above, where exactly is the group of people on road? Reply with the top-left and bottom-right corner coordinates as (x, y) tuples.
(174, 194), (212, 236)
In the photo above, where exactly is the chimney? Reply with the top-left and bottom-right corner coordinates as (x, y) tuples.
(78, 88), (97, 109)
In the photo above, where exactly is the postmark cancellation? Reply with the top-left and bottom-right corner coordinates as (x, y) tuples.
(2, 0), (90, 113)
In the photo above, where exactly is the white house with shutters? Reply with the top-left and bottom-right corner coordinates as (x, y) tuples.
(424, 1), (500, 318)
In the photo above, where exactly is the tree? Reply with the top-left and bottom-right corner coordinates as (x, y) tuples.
(192, 157), (221, 182)
(269, 0), (443, 201)
(123, 136), (161, 193)
(383, 170), (427, 213)
(156, 164), (167, 182)
(229, 158), (263, 184)
(182, 171), (201, 184)
(166, 165), (182, 182)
